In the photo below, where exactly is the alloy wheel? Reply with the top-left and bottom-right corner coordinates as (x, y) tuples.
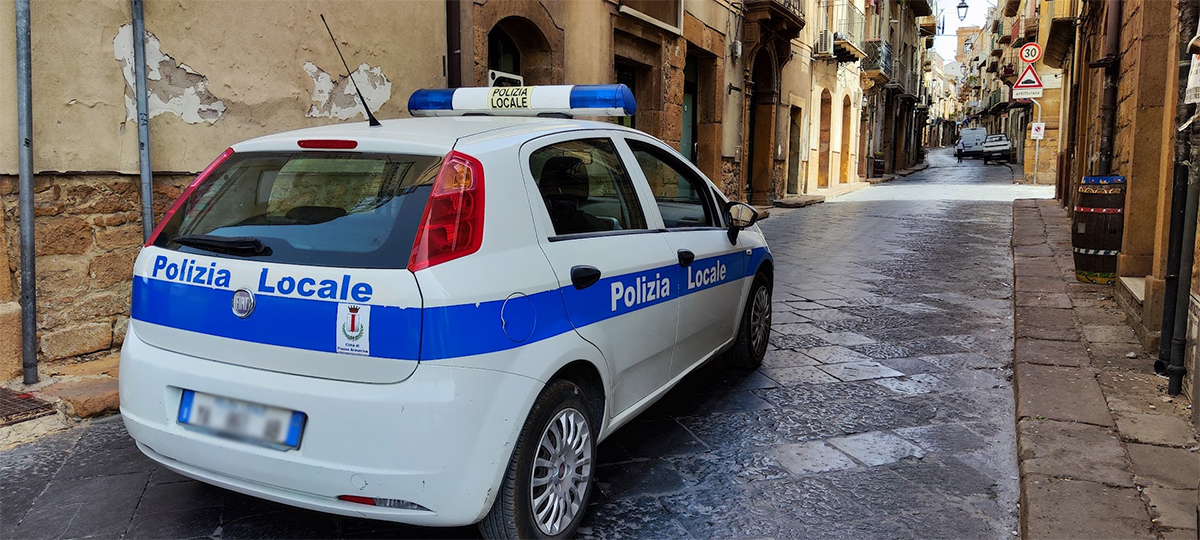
(529, 407), (592, 536)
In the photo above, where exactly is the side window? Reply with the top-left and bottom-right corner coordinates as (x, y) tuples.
(529, 138), (648, 236)
(627, 140), (716, 229)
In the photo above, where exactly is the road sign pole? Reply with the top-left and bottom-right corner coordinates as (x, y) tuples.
(1032, 98), (1041, 183)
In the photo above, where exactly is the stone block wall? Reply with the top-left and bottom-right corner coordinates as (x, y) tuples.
(0, 173), (192, 375)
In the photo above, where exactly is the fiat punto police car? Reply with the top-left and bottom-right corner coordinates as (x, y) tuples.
(120, 84), (773, 539)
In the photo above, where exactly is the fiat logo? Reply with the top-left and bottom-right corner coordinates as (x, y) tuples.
(231, 289), (255, 319)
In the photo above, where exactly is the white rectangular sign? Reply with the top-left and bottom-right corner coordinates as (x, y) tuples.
(1012, 88), (1043, 99)
(1030, 122), (1046, 140)
(1187, 54), (1200, 104)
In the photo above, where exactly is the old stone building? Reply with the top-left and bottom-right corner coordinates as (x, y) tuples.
(859, 0), (935, 176)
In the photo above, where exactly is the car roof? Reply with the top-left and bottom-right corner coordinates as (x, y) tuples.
(231, 116), (641, 156)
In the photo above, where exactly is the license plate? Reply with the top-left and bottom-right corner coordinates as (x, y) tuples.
(178, 390), (305, 449)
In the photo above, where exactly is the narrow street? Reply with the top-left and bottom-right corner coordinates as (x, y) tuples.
(0, 149), (1054, 539)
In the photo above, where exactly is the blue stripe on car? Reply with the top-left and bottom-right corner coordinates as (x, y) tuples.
(131, 247), (772, 361)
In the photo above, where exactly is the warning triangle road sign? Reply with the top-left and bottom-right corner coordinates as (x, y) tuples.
(1014, 64), (1044, 89)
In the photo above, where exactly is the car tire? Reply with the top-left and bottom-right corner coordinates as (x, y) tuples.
(982, 156), (989, 164)
(724, 272), (772, 369)
(479, 379), (596, 540)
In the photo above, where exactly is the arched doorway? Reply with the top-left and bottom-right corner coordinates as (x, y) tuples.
(840, 96), (852, 184)
(746, 50), (777, 205)
(818, 89), (832, 189)
(479, 13), (560, 86)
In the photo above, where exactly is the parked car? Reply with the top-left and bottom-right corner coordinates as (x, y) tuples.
(982, 134), (1013, 163)
(119, 84), (774, 539)
(960, 127), (988, 158)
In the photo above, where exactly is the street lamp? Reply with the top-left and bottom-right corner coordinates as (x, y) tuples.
(957, 0), (969, 21)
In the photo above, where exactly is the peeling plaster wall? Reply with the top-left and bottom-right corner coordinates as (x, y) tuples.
(0, 0), (446, 175)
(303, 62), (391, 121)
(114, 24), (227, 125)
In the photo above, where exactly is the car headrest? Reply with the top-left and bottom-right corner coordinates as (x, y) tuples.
(285, 205), (348, 224)
(539, 157), (590, 202)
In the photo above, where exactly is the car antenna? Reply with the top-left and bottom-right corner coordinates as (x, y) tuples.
(320, 14), (382, 127)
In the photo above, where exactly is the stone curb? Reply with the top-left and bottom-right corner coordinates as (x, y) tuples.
(1011, 199), (1198, 539)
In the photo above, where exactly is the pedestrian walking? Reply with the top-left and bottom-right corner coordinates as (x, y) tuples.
(955, 138), (965, 163)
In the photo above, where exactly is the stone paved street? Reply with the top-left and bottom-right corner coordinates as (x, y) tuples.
(1, 149), (1054, 539)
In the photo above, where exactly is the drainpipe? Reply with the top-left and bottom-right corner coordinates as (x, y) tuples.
(1162, 1), (1200, 395)
(1157, 0), (1198, 379)
(1095, 0), (1121, 175)
(16, 0), (37, 384)
(445, 0), (460, 87)
(132, 0), (154, 242)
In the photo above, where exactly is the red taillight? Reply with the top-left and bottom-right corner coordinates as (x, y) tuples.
(297, 139), (358, 149)
(338, 495), (376, 506)
(145, 147), (234, 247)
(408, 150), (485, 272)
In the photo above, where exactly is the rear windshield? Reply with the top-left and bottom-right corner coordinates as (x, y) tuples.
(152, 152), (443, 269)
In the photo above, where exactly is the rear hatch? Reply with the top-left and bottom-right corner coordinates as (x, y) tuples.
(131, 149), (443, 383)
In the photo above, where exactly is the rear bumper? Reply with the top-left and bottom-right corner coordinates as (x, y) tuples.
(119, 326), (540, 527)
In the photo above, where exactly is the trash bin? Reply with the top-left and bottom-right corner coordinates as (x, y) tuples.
(1072, 176), (1125, 285)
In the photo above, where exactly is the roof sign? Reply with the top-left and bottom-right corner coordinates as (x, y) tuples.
(408, 84), (637, 118)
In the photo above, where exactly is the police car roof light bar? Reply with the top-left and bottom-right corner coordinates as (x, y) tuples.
(408, 84), (636, 118)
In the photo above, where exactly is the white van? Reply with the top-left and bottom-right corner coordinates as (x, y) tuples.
(960, 127), (988, 157)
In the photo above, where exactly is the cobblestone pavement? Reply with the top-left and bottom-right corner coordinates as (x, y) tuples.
(1, 149), (1054, 539)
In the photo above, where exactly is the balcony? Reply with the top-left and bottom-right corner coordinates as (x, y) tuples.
(918, 15), (937, 37)
(986, 59), (998, 73)
(862, 39), (893, 82)
(1004, 0), (1020, 17)
(907, 0), (934, 17)
(1012, 15), (1029, 46)
(831, 1), (866, 61)
(1024, 16), (1039, 40)
(1043, 0), (1078, 68)
(745, 0), (806, 41)
(889, 60), (920, 97)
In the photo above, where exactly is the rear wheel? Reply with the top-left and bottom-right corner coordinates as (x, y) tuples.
(724, 272), (771, 369)
(479, 380), (596, 540)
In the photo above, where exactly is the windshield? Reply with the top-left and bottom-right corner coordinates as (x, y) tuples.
(152, 151), (443, 269)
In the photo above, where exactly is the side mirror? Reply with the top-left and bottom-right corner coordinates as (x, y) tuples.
(725, 201), (759, 243)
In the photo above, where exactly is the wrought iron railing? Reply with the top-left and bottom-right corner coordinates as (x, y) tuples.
(863, 39), (893, 79)
(831, 1), (865, 51)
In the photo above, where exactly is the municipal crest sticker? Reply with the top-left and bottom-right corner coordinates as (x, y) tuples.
(336, 304), (370, 356)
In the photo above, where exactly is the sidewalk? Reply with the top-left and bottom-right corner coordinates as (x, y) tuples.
(1013, 199), (1198, 539)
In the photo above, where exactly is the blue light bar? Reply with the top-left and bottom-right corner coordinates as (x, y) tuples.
(408, 84), (637, 118)
(569, 85), (637, 116)
(407, 89), (455, 112)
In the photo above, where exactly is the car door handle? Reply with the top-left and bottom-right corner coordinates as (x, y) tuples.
(570, 265), (602, 290)
(677, 249), (695, 267)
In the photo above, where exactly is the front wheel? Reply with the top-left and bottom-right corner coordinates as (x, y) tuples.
(724, 272), (772, 369)
(479, 380), (596, 540)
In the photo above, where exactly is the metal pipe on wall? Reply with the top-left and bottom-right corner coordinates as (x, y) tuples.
(1096, 0), (1122, 175)
(1165, 1), (1200, 396)
(16, 0), (37, 385)
(1156, 0), (1197, 378)
(132, 0), (154, 242)
(445, 0), (461, 88)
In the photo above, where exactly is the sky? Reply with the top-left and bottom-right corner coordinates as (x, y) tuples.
(931, 0), (995, 64)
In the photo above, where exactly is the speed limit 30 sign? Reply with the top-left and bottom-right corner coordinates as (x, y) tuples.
(1020, 43), (1042, 64)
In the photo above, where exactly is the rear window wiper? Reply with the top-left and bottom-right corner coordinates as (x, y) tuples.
(173, 234), (271, 256)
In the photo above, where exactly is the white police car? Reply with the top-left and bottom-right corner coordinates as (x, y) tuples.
(120, 84), (773, 539)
